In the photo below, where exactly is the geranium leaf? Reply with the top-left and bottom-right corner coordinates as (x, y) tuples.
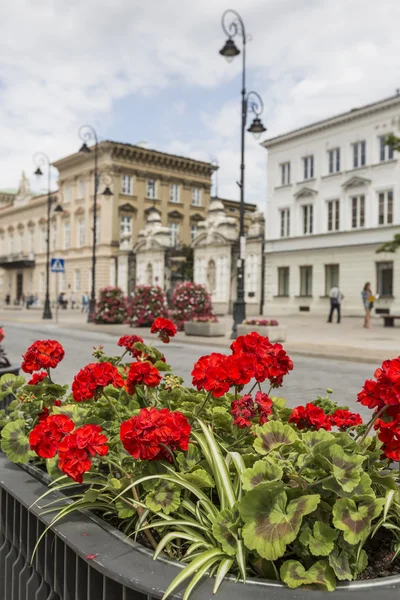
(328, 547), (352, 581)
(332, 498), (385, 544)
(211, 508), (240, 556)
(239, 486), (320, 560)
(177, 443), (201, 472)
(212, 407), (233, 430)
(299, 521), (338, 556)
(241, 460), (283, 491)
(52, 403), (86, 424)
(0, 373), (26, 400)
(280, 559), (336, 591)
(25, 383), (67, 397)
(301, 429), (334, 452)
(317, 444), (365, 492)
(115, 499), (136, 519)
(351, 547), (368, 576)
(146, 481), (181, 515)
(182, 468), (215, 489)
(253, 421), (298, 455)
(323, 471), (375, 500)
(0, 419), (31, 463)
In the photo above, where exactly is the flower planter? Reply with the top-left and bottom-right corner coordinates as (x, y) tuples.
(237, 323), (287, 342)
(0, 365), (20, 377)
(1, 455), (399, 600)
(184, 321), (226, 337)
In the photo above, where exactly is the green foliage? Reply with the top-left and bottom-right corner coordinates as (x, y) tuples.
(1, 419), (31, 463)
(280, 559), (336, 591)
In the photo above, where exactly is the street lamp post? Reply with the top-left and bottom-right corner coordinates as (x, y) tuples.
(78, 125), (114, 323)
(33, 152), (54, 320)
(219, 9), (267, 338)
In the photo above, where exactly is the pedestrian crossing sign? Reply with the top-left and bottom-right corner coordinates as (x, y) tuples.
(51, 258), (65, 273)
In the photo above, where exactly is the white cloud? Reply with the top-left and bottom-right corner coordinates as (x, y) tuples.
(0, 0), (399, 209)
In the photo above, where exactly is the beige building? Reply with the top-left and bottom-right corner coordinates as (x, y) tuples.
(0, 142), (215, 303)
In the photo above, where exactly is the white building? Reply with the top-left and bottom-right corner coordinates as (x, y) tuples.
(262, 93), (400, 317)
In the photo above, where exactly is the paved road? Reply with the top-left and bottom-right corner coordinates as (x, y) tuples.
(3, 322), (375, 418)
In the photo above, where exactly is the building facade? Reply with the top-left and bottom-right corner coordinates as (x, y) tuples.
(0, 143), (215, 303)
(263, 93), (400, 317)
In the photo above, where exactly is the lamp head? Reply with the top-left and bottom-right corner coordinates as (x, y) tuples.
(219, 38), (240, 62)
(102, 186), (113, 197)
(34, 167), (43, 178)
(79, 142), (91, 154)
(247, 117), (267, 139)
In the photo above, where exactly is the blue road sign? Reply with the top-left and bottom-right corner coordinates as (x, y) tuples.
(51, 258), (65, 273)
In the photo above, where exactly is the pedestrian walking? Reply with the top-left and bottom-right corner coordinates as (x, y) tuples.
(327, 283), (342, 324)
(361, 282), (377, 329)
(70, 292), (76, 310)
(81, 292), (89, 313)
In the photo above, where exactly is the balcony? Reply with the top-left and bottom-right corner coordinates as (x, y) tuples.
(0, 252), (35, 269)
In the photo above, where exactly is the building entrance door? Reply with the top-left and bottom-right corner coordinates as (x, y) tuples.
(16, 273), (23, 302)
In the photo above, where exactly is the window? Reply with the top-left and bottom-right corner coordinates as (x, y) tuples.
(352, 141), (366, 168)
(40, 271), (45, 292)
(328, 148), (340, 174)
(74, 269), (81, 292)
(51, 224), (57, 250)
(379, 136), (394, 162)
(64, 222), (71, 249)
(9, 235), (14, 254)
(78, 219), (85, 247)
(280, 208), (290, 237)
(302, 204), (313, 234)
(95, 216), (100, 244)
(327, 200), (340, 231)
(325, 264), (339, 295)
(169, 222), (179, 247)
(120, 215), (132, 237)
(17, 232), (23, 253)
(64, 184), (71, 203)
(351, 195), (365, 228)
(40, 227), (46, 252)
(378, 190), (393, 225)
(191, 224), (199, 241)
(192, 187), (201, 206)
(280, 162), (291, 185)
(121, 174), (133, 195)
(300, 266), (313, 296)
(377, 262), (393, 297)
(79, 178), (86, 198)
(277, 267), (289, 296)
(303, 155), (314, 180)
(146, 179), (156, 199)
(29, 230), (35, 253)
(170, 183), (180, 203)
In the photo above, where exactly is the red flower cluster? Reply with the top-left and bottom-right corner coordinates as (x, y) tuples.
(58, 425), (109, 483)
(117, 335), (144, 356)
(150, 318), (177, 343)
(120, 407), (191, 461)
(230, 392), (273, 428)
(374, 407), (400, 460)
(22, 340), (65, 374)
(71, 362), (124, 402)
(0, 327), (5, 342)
(28, 371), (48, 385)
(329, 409), (363, 430)
(38, 399), (62, 422)
(125, 361), (162, 394)
(191, 334), (293, 398)
(289, 403), (332, 431)
(29, 415), (74, 459)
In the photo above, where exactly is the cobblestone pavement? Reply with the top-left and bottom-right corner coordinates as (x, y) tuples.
(3, 322), (374, 419)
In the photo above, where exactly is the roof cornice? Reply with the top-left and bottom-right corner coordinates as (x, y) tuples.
(262, 94), (400, 149)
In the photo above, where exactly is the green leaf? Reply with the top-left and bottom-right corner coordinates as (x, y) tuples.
(46, 457), (63, 480)
(280, 559), (336, 591)
(212, 406), (233, 430)
(52, 403), (86, 424)
(145, 481), (181, 515)
(332, 498), (385, 544)
(182, 468), (215, 489)
(1, 419), (30, 463)
(328, 547), (352, 581)
(323, 471), (375, 500)
(25, 383), (68, 397)
(239, 486), (320, 560)
(253, 421), (298, 455)
(0, 373), (26, 400)
(212, 508), (240, 556)
(301, 429), (334, 451)
(177, 443), (201, 472)
(317, 444), (366, 492)
(352, 548), (368, 576)
(299, 521), (338, 556)
(155, 360), (171, 372)
(242, 460), (283, 491)
(115, 499), (136, 519)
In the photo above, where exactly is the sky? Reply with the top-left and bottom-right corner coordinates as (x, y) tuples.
(1, 0), (400, 208)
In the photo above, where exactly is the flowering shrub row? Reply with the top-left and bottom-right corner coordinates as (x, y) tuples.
(243, 318), (279, 326)
(171, 282), (217, 330)
(128, 285), (168, 326)
(0, 322), (399, 597)
(95, 287), (128, 324)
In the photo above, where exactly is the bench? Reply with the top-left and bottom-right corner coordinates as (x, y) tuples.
(382, 315), (400, 327)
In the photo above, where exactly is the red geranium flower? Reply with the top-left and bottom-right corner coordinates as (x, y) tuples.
(0, 328), (5, 342)
(125, 361), (162, 394)
(117, 335), (144, 356)
(29, 414), (74, 459)
(22, 339), (65, 373)
(329, 409), (363, 430)
(231, 395), (256, 428)
(289, 403), (331, 431)
(357, 379), (384, 410)
(150, 318), (177, 343)
(58, 424), (109, 483)
(120, 407), (191, 461)
(231, 333), (293, 386)
(191, 353), (231, 397)
(358, 358), (400, 410)
(255, 391), (273, 425)
(71, 362), (124, 402)
(28, 371), (48, 385)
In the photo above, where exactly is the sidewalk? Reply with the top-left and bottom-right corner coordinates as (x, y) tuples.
(1, 308), (399, 364)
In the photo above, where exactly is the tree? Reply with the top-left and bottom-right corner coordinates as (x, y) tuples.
(376, 135), (400, 253)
